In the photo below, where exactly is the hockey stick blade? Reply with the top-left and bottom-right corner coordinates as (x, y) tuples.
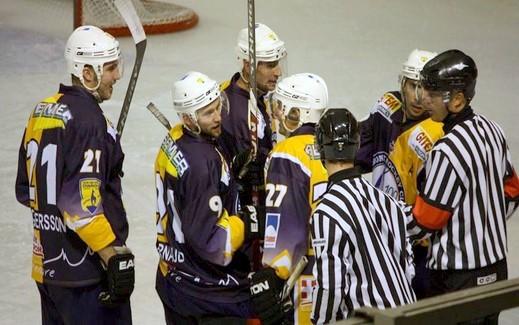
(146, 102), (171, 131)
(280, 255), (308, 301)
(115, 0), (147, 137)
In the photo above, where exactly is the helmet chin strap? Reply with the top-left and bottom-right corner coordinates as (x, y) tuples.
(80, 69), (103, 103)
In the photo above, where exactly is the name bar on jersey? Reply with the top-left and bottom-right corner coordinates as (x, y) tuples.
(33, 102), (72, 125)
(161, 135), (189, 176)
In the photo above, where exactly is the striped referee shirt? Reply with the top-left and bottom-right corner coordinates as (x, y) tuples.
(409, 107), (519, 271)
(311, 167), (416, 324)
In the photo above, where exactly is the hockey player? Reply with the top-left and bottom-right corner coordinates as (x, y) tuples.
(409, 50), (519, 323)
(248, 73), (328, 325)
(15, 26), (134, 324)
(218, 23), (287, 206)
(154, 71), (263, 324)
(312, 109), (416, 324)
(355, 49), (441, 298)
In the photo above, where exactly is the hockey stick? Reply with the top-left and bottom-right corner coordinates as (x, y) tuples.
(146, 102), (171, 130)
(246, 0), (263, 272)
(247, 0), (259, 162)
(280, 255), (309, 301)
(115, 0), (147, 137)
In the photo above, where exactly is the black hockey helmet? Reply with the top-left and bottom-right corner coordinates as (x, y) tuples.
(420, 49), (478, 101)
(315, 108), (359, 161)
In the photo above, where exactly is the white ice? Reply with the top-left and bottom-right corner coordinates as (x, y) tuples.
(1, 0), (518, 324)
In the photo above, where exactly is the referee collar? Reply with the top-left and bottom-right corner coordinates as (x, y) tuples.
(443, 106), (475, 133)
(328, 166), (362, 187)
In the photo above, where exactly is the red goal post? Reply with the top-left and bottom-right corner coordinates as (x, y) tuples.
(74, 0), (198, 37)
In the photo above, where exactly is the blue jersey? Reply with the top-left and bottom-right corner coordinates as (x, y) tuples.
(155, 124), (250, 303)
(15, 84), (127, 287)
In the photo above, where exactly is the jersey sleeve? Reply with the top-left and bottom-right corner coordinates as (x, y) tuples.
(311, 211), (348, 323)
(262, 152), (311, 280)
(175, 156), (244, 266)
(411, 149), (464, 234)
(56, 121), (116, 252)
(504, 146), (519, 218)
(15, 129), (30, 207)
(355, 113), (375, 173)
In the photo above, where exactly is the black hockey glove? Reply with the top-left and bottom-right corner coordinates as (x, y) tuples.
(98, 247), (135, 307)
(240, 205), (265, 242)
(232, 149), (254, 179)
(249, 267), (293, 325)
(232, 149), (264, 187)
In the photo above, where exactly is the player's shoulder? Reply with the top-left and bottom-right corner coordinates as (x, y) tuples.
(369, 91), (403, 119)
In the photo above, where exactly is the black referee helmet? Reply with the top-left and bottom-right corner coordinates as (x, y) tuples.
(315, 108), (359, 162)
(420, 49), (478, 101)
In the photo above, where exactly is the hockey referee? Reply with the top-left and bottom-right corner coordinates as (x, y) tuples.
(409, 50), (519, 323)
(310, 109), (416, 324)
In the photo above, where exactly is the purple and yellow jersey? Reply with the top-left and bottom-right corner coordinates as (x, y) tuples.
(15, 84), (127, 286)
(154, 124), (250, 303)
(356, 91), (443, 204)
(218, 72), (273, 165)
(262, 125), (327, 279)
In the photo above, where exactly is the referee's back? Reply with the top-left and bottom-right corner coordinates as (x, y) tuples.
(311, 169), (416, 323)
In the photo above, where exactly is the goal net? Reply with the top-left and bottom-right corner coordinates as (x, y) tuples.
(74, 0), (198, 36)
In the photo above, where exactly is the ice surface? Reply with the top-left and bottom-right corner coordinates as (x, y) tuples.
(1, 0), (518, 323)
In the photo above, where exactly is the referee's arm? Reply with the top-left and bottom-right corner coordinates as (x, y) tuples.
(408, 150), (463, 241)
(504, 152), (519, 218)
(311, 211), (348, 324)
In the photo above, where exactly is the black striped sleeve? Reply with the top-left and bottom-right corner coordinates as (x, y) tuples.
(311, 210), (348, 324)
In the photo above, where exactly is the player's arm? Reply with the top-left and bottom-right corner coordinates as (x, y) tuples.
(15, 129), (30, 207)
(56, 123), (116, 252)
(261, 153), (311, 280)
(311, 211), (348, 324)
(409, 150), (464, 241)
(180, 165), (245, 266)
(355, 113), (375, 173)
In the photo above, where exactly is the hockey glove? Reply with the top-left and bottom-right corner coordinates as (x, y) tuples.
(232, 149), (264, 187)
(249, 267), (293, 325)
(240, 205), (265, 242)
(232, 149), (254, 180)
(98, 246), (135, 307)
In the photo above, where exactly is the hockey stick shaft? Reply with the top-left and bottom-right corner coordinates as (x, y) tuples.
(146, 102), (171, 130)
(115, 0), (147, 137)
(281, 255), (309, 301)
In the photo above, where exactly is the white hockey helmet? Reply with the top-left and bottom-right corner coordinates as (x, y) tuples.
(172, 71), (221, 122)
(236, 23), (286, 63)
(400, 49), (438, 81)
(65, 25), (122, 89)
(274, 73), (328, 126)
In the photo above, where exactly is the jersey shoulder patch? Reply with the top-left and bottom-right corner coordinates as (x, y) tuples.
(370, 92), (402, 122)
(406, 119), (444, 161)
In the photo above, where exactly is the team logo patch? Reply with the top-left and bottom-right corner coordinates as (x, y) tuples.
(80, 178), (101, 214)
(264, 213), (280, 249)
(408, 126), (434, 161)
(32, 230), (44, 257)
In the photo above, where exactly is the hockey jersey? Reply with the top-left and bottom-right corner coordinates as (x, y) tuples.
(218, 72), (273, 165)
(15, 84), (127, 287)
(262, 124), (327, 324)
(155, 124), (250, 303)
(355, 91), (444, 204)
(262, 124), (328, 276)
